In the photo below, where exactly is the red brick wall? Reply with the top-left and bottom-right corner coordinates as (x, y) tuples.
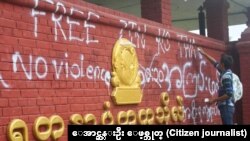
(238, 52), (250, 123)
(204, 0), (229, 42)
(0, 0), (225, 140)
(237, 28), (250, 124)
(141, 0), (171, 26)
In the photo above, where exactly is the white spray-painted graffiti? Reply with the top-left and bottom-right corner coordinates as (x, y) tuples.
(184, 99), (220, 124)
(139, 28), (171, 87)
(119, 19), (147, 49)
(0, 74), (10, 88)
(139, 54), (219, 98)
(177, 34), (197, 59)
(138, 31), (219, 98)
(32, 0), (100, 43)
(0, 0), (222, 123)
(12, 52), (111, 86)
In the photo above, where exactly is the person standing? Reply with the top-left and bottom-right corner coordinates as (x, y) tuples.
(198, 48), (235, 125)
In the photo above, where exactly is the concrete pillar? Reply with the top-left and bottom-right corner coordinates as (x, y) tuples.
(236, 7), (250, 124)
(204, 0), (229, 43)
(141, 0), (171, 26)
(246, 7), (250, 26)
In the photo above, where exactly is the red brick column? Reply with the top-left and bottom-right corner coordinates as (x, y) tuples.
(204, 0), (229, 43)
(141, 0), (171, 26)
(236, 9), (250, 124)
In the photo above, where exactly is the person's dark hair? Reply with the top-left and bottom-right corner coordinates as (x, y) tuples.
(220, 54), (233, 69)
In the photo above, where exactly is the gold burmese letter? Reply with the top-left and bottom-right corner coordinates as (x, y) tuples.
(8, 119), (29, 141)
(111, 38), (143, 105)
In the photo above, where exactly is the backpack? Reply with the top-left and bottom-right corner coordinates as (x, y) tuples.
(231, 73), (243, 103)
(224, 72), (243, 103)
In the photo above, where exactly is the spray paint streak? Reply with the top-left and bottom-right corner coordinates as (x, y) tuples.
(0, 73), (10, 88)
